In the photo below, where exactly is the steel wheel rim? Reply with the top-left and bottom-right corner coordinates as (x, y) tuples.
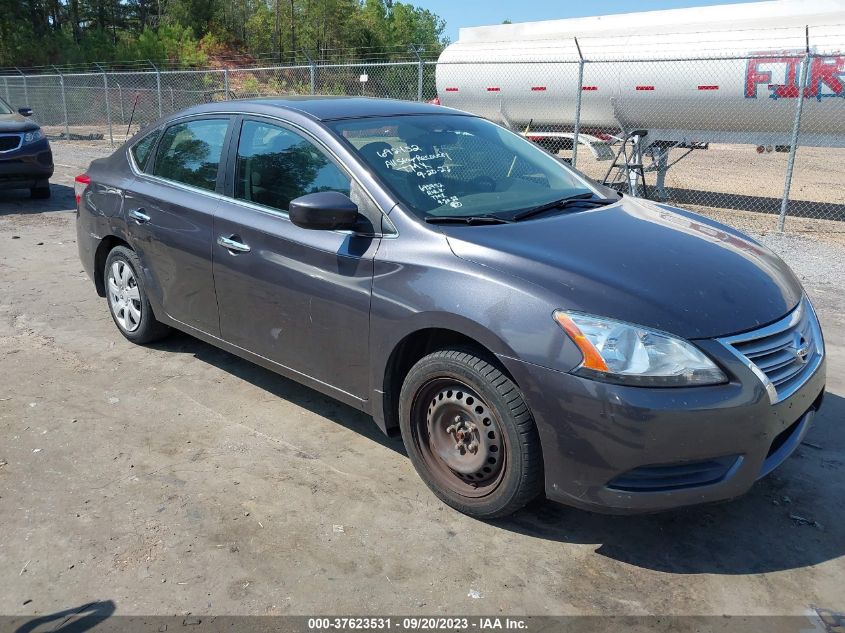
(411, 378), (507, 499)
(107, 260), (142, 332)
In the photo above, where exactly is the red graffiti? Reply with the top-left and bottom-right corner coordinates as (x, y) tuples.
(808, 55), (845, 97)
(745, 53), (845, 99)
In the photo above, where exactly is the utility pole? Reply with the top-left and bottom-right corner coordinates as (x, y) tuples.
(571, 37), (586, 168)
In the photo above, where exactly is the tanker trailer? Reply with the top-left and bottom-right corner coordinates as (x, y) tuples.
(435, 0), (845, 197)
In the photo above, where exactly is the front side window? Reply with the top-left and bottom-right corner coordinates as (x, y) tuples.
(152, 118), (229, 191)
(235, 120), (350, 213)
(0, 98), (12, 115)
(130, 128), (161, 172)
(328, 114), (594, 219)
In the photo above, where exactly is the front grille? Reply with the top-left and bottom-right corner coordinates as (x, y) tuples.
(0, 134), (22, 152)
(719, 298), (824, 404)
(607, 455), (740, 492)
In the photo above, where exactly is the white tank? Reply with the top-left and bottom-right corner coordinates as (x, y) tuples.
(436, 0), (845, 146)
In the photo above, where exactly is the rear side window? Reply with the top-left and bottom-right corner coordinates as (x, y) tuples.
(152, 118), (229, 191)
(130, 129), (161, 172)
(234, 120), (350, 213)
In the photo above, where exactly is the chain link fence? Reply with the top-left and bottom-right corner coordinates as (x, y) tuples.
(2, 49), (842, 232)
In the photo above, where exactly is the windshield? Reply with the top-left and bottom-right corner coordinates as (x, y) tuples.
(328, 114), (595, 219)
(0, 98), (12, 115)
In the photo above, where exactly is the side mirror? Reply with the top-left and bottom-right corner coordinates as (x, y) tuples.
(289, 191), (359, 231)
(18, 107), (33, 117)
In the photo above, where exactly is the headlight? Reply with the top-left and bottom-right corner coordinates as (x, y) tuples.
(553, 310), (727, 386)
(23, 129), (44, 144)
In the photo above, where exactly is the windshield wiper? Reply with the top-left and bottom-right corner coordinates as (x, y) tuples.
(424, 215), (513, 225)
(510, 193), (619, 222)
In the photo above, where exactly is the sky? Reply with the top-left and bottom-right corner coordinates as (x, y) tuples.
(424, 0), (764, 42)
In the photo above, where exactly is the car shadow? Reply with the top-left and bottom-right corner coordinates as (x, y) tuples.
(0, 183), (75, 215)
(148, 330), (406, 456)
(13, 600), (115, 633)
(496, 391), (845, 575)
(151, 330), (843, 576)
(664, 187), (845, 221)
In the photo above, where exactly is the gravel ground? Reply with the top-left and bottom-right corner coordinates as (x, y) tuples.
(0, 141), (843, 621)
(753, 232), (844, 288)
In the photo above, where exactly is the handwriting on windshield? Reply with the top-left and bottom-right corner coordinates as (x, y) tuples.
(379, 144), (460, 206)
(385, 151), (452, 179)
(419, 182), (462, 208)
(376, 145), (420, 157)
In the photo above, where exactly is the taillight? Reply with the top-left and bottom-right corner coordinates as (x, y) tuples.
(74, 174), (90, 207)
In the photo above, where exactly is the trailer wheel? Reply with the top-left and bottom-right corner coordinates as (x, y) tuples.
(534, 138), (566, 155)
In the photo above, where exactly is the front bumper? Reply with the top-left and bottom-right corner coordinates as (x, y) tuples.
(0, 137), (53, 190)
(498, 338), (826, 514)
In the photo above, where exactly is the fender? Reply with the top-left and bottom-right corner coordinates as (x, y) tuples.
(367, 217), (584, 433)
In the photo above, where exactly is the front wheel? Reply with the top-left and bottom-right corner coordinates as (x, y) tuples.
(31, 181), (51, 199)
(399, 349), (543, 519)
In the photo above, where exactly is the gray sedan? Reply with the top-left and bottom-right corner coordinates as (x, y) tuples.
(76, 97), (825, 518)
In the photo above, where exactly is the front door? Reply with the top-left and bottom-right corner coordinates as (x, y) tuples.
(212, 118), (380, 399)
(124, 116), (231, 335)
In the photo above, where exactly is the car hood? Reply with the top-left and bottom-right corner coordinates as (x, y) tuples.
(441, 197), (803, 340)
(0, 112), (38, 133)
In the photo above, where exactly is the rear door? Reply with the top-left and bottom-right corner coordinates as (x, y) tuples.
(212, 116), (382, 399)
(124, 115), (232, 336)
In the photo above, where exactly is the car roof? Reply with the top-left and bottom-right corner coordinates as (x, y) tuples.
(174, 96), (470, 122)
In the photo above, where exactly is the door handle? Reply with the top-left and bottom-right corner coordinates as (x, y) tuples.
(127, 208), (150, 224)
(217, 235), (251, 254)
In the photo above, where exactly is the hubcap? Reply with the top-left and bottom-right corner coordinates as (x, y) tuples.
(413, 379), (506, 497)
(107, 260), (142, 332)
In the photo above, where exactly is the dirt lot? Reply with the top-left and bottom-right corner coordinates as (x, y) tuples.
(0, 142), (843, 619)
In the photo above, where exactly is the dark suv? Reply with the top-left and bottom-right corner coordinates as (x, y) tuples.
(76, 97), (826, 519)
(0, 97), (53, 198)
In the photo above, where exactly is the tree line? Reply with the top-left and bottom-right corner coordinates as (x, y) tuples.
(0, 0), (448, 69)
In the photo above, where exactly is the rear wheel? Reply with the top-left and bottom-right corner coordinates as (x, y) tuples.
(104, 246), (169, 344)
(399, 349), (543, 519)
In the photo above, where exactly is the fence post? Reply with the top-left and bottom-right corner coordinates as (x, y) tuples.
(3, 75), (10, 104)
(223, 68), (230, 99)
(15, 67), (29, 106)
(95, 63), (113, 146)
(117, 84), (124, 125)
(53, 66), (70, 140)
(412, 46), (424, 101)
(150, 60), (162, 118)
(778, 39), (811, 232)
(303, 51), (316, 95)
(571, 37), (585, 169)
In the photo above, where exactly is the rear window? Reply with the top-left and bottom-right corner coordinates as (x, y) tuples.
(152, 118), (230, 191)
(130, 129), (161, 172)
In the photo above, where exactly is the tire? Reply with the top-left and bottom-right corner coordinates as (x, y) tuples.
(399, 349), (543, 519)
(534, 138), (566, 155)
(104, 245), (170, 344)
(30, 181), (51, 199)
